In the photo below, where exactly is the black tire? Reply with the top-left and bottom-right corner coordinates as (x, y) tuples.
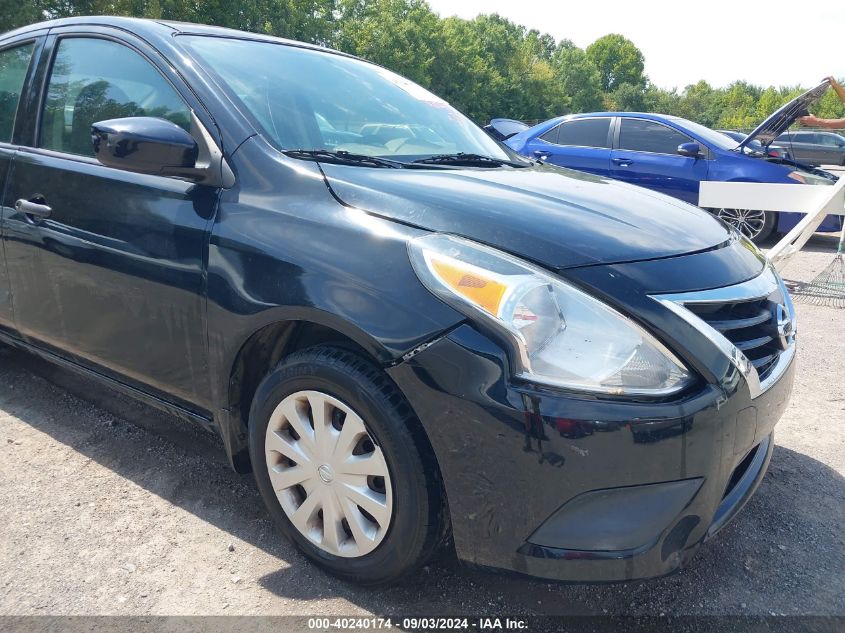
(248, 345), (448, 585)
(751, 210), (777, 244)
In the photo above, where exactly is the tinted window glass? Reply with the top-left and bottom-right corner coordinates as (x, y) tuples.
(539, 125), (559, 143)
(39, 38), (190, 157)
(0, 43), (35, 143)
(671, 117), (735, 150)
(554, 118), (611, 148)
(818, 134), (843, 147)
(619, 118), (690, 154)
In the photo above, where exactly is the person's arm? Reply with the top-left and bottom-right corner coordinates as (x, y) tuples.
(827, 76), (845, 104)
(799, 115), (845, 129)
(797, 78), (845, 128)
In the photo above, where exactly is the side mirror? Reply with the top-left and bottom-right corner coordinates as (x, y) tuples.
(92, 117), (198, 178)
(677, 142), (702, 158)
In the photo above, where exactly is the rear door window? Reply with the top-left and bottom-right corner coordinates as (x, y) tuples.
(0, 43), (35, 143)
(39, 38), (191, 157)
(618, 118), (690, 155)
(818, 134), (843, 147)
(546, 118), (611, 148)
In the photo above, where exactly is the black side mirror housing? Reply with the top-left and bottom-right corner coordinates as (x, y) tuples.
(677, 142), (702, 158)
(92, 117), (199, 177)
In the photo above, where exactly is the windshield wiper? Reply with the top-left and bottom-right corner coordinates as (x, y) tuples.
(284, 149), (406, 169)
(412, 152), (529, 167)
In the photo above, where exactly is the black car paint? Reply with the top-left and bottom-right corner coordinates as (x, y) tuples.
(91, 117), (200, 176)
(389, 325), (790, 581)
(387, 239), (783, 581)
(0, 17), (793, 583)
(320, 162), (732, 269)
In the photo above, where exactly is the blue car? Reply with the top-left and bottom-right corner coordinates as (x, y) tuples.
(501, 86), (840, 242)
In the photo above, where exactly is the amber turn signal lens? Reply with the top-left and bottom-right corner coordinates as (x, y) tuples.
(429, 256), (507, 317)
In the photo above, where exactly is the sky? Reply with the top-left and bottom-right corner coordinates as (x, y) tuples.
(425, 0), (845, 90)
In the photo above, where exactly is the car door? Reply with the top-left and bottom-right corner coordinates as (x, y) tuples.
(526, 117), (613, 176)
(787, 132), (821, 165)
(816, 133), (845, 165)
(3, 30), (218, 411)
(0, 36), (41, 335)
(798, 133), (824, 165)
(610, 117), (709, 204)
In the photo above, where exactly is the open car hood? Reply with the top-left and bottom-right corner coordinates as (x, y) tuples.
(484, 118), (529, 141)
(740, 81), (828, 149)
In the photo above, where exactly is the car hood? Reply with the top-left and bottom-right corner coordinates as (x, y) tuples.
(740, 81), (828, 149)
(320, 162), (731, 269)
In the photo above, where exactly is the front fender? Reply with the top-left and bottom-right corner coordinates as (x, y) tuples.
(206, 136), (464, 412)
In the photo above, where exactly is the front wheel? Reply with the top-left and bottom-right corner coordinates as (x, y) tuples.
(248, 346), (448, 585)
(710, 207), (777, 244)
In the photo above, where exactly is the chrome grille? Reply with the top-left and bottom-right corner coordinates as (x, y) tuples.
(684, 297), (783, 381)
(652, 265), (796, 399)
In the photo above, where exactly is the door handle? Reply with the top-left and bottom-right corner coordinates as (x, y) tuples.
(533, 150), (552, 162)
(15, 198), (52, 220)
(612, 158), (634, 167)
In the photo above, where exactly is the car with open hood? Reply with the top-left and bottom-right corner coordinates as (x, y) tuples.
(501, 85), (841, 243)
(717, 130), (790, 160)
(0, 17), (798, 585)
(772, 130), (845, 167)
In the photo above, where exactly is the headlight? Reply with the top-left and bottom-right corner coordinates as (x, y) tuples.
(408, 234), (692, 396)
(788, 170), (834, 186)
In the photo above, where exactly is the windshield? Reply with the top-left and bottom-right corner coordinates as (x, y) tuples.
(181, 36), (510, 162)
(668, 117), (739, 151)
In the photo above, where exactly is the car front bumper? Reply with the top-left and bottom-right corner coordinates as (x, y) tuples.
(387, 320), (794, 582)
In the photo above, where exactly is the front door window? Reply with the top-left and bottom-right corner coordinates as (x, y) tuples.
(39, 38), (190, 157)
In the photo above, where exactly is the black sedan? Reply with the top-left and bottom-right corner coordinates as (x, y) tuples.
(0, 17), (796, 585)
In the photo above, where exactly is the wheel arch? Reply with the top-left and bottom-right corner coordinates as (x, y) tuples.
(221, 314), (382, 471)
(219, 312), (450, 483)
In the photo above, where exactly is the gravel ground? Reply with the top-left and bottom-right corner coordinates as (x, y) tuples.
(0, 234), (843, 618)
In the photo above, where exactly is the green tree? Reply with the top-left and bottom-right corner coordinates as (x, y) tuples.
(676, 80), (720, 127)
(427, 16), (505, 121)
(440, 13), (565, 122)
(333, 0), (439, 86)
(2, 0), (840, 129)
(585, 33), (646, 92)
(551, 41), (603, 113)
(756, 87), (782, 124)
(605, 82), (648, 111)
(644, 86), (682, 116)
(715, 81), (761, 129)
(815, 80), (845, 119)
(0, 0), (43, 32)
(0, 0), (337, 42)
